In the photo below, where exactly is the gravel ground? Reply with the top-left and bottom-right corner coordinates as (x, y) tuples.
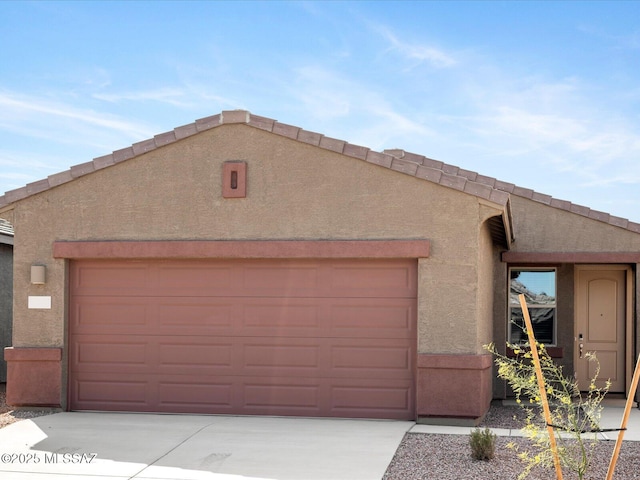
(0, 383), (56, 429)
(383, 402), (640, 480)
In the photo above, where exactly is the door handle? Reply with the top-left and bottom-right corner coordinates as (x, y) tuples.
(578, 333), (584, 359)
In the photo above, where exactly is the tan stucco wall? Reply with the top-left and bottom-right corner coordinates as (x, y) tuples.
(476, 210), (499, 354)
(510, 196), (640, 252)
(5, 124), (503, 356)
(493, 196), (640, 398)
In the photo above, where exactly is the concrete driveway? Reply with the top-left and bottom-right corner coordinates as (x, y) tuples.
(0, 412), (413, 480)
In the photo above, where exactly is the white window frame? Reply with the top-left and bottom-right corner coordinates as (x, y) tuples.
(508, 267), (557, 346)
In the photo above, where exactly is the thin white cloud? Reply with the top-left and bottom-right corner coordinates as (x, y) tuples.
(93, 87), (192, 108)
(288, 64), (434, 149)
(0, 91), (156, 140)
(373, 24), (457, 69)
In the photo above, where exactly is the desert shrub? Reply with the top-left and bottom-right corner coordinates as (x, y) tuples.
(470, 427), (497, 461)
(486, 341), (609, 480)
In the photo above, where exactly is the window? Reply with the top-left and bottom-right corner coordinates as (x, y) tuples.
(509, 268), (556, 345)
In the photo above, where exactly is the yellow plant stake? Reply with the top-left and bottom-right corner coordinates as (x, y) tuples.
(605, 353), (640, 480)
(518, 294), (564, 480)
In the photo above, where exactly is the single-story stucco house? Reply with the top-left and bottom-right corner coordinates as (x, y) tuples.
(0, 219), (13, 383)
(1, 110), (639, 422)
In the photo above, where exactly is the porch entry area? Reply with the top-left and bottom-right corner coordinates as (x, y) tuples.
(575, 265), (632, 393)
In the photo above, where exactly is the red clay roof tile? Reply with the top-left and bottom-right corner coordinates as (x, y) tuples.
(440, 172), (467, 191)
(154, 131), (177, 146)
(93, 154), (115, 170)
(47, 170), (73, 187)
(415, 165), (443, 183)
(247, 114), (276, 132)
(343, 143), (369, 160)
(195, 113), (222, 131)
(297, 129), (323, 146)
(132, 138), (157, 156)
(531, 192), (552, 205)
(319, 136), (346, 153)
(365, 151), (393, 168)
(272, 122), (300, 139)
(390, 158), (419, 176)
(112, 147), (135, 163)
(70, 161), (96, 178)
(26, 179), (50, 196)
(220, 110), (247, 124)
(458, 169), (478, 181)
(464, 180), (492, 200)
(422, 157), (444, 170)
(0, 109), (637, 236)
(174, 122), (198, 139)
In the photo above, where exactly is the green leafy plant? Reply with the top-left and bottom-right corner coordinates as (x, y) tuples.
(470, 427), (497, 461)
(485, 341), (610, 480)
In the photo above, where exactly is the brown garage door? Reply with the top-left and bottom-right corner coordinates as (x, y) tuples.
(68, 258), (417, 419)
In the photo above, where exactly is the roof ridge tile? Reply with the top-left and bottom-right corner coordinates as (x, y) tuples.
(132, 138), (157, 156)
(154, 131), (177, 147)
(93, 154), (115, 171)
(113, 147), (135, 163)
(365, 151), (393, 168)
(319, 136), (346, 153)
(0, 109), (637, 235)
(415, 165), (443, 183)
(390, 158), (419, 176)
(440, 172), (467, 191)
(296, 129), (323, 146)
(343, 143), (369, 160)
(70, 161), (96, 179)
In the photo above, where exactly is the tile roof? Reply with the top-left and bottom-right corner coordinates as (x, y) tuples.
(0, 110), (638, 236)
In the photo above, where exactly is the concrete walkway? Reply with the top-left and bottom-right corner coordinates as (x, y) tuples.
(411, 405), (640, 442)
(0, 412), (413, 480)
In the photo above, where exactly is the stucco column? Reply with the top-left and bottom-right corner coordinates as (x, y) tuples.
(4, 347), (62, 407)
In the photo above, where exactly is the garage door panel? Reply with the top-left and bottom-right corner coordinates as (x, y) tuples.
(242, 300), (321, 331)
(242, 343), (321, 370)
(242, 382), (321, 411)
(242, 264), (320, 293)
(158, 342), (234, 369)
(329, 299), (415, 338)
(328, 264), (417, 298)
(73, 376), (149, 408)
(72, 263), (153, 296)
(330, 378), (413, 418)
(331, 343), (412, 375)
(70, 336), (153, 374)
(71, 298), (151, 332)
(158, 381), (234, 410)
(157, 300), (235, 332)
(155, 263), (237, 291)
(73, 340), (148, 368)
(69, 258), (417, 419)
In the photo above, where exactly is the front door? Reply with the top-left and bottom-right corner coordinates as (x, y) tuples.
(576, 267), (627, 392)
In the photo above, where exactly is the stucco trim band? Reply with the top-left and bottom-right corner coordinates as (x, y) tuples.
(502, 252), (640, 263)
(416, 353), (493, 421)
(4, 347), (62, 407)
(53, 240), (431, 259)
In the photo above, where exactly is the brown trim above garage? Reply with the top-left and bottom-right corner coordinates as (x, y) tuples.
(53, 239), (430, 259)
(501, 251), (640, 263)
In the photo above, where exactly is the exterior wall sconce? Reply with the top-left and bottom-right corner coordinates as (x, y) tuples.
(31, 265), (46, 285)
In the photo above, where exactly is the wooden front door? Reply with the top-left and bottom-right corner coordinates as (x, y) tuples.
(576, 267), (627, 392)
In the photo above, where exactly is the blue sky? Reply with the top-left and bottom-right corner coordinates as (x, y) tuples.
(1, 1), (640, 222)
